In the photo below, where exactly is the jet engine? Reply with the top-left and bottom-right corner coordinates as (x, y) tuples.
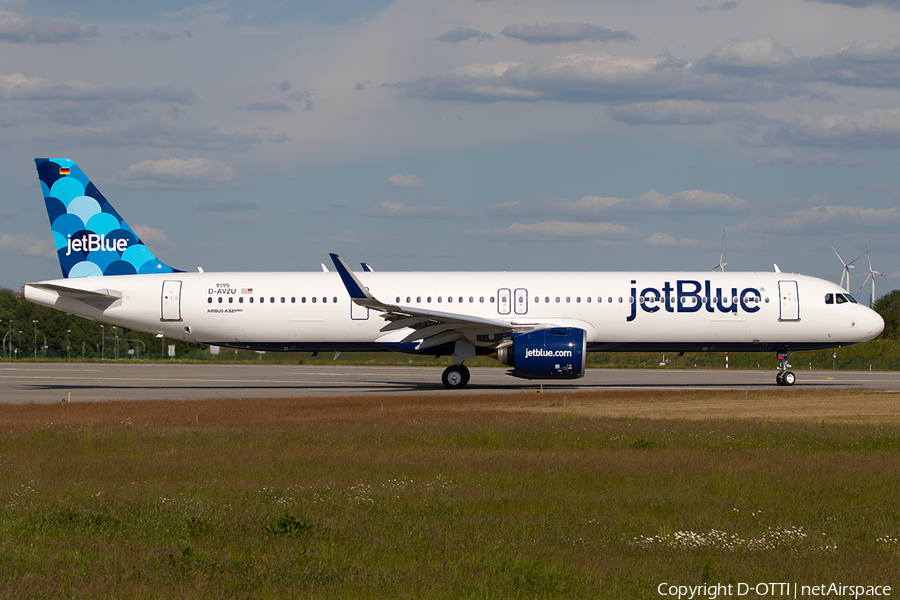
(495, 327), (586, 379)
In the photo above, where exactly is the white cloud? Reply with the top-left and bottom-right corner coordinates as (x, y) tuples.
(386, 174), (424, 188)
(0, 72), (194, 103)
(469, 221), (641, 242)
(115, 158), (234, 189)
(500, 22), (636, 44)
(645, 232), (702, 247)
(130, 224), (170, 246)
(755, 149), (872, 166)
(0, 233), (54, 258)
(608, 100), (758, 125)
(435, 27), (493, 43)
(387, 51), (799, 104)
(491, 190), (748, 218)
(765, 108), (900, 148)
(0, 10), (98, 44)
(369, 201), (473, 218)
(734, 205), (900, 236)
(697, 38), (796, 72)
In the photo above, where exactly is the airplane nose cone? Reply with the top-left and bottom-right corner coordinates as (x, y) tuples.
(866, 307), (885, 338)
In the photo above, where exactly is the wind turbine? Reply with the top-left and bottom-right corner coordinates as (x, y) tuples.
(830, 245), (864, 291)
(710, 229), (727, 272)
(858, 246), (885, 308)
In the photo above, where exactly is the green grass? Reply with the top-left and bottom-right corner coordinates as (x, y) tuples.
(1, 409), (898, 598)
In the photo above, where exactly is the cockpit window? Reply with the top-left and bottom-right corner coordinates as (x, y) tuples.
(825, 293), (834, 304)
(836, 294), (848, 304)
(845, 293), (858, 303)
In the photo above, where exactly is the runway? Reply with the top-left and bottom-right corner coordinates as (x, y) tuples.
(1, 363), (899, 403)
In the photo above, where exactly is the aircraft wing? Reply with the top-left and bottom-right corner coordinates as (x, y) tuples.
(330, 253), (516, 350)
(24, 282), (122, 302)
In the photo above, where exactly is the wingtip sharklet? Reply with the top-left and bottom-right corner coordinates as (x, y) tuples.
(329, 253), (372, 301)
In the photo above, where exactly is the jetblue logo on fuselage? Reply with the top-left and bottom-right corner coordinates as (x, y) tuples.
(627, 279), (762, 322)
(65, 233), (129, 256)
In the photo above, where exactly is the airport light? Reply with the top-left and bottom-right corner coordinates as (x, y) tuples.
(101, 324), (105, 359)
(128, 338), (145, 360)
(66, 330), (71, 360)
(32, 320), (38, 359)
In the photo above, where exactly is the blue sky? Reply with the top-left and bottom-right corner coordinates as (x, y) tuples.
(1, 0), (900, 303)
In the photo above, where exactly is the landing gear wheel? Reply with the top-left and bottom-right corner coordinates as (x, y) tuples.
(782, 371), (795, 386)
(776, 372), (785, 386)
(442, 365), (470, 389)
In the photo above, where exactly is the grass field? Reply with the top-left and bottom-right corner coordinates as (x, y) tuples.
(1, 390), (898, 598)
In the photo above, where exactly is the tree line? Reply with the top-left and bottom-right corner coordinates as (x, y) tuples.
(0, 288), (207, 359)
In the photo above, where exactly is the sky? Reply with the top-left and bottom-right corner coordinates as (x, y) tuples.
(1, 0), (900, 303)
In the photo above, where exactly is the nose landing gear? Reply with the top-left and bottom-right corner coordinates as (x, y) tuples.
(775, 351), (795, 386)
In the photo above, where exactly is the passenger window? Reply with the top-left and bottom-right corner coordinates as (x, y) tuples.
(291, 297), (295, 303)
(417, 296), (422, 303)
(218, 297), (223, 303)
(207, 297), (212, 304)
(249, 297), (254, 303)
(825, 293), (834, 304)
(333, 297), (337, 303)
(322, 297), (327, 303)
(301, 297), (306, 303)
(260, 297), (264, 303)
(407, 297), (412, 303)
(229, 297), (233, 303)
(280, 297), (285, 303)
(534, 297), (539, 304)
(239, 297), (244, 303)
(312, 297), (316, 303)
(270, 297), (275, 303)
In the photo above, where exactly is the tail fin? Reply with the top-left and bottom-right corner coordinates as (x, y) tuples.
(35, 158), (179, 278)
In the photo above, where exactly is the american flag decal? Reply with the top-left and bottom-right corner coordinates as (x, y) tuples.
(241, 288), (253, 294)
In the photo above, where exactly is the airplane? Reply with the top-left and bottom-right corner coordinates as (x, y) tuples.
(22, 158), (885, 388)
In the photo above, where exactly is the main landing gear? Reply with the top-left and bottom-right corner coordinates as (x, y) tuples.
(442, 365), (470, 389)
(775, 351), (795, 386)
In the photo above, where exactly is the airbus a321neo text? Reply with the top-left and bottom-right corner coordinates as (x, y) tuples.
(22, 159), (884, 388)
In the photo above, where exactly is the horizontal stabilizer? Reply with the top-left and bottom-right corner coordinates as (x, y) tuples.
(25, 282), (122, 301)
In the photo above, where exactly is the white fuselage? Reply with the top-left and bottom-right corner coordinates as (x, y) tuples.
(23, 269), (884, 355)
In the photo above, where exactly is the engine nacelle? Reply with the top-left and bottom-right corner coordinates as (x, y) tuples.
(496, 327), (586, 380)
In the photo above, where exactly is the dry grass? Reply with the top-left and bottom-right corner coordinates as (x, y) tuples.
(1, 390), (899, 598)
(0, 388), (897, 434)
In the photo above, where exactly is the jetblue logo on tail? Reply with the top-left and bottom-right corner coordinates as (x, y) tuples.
(35, 158), (178, 278)
(66, 234), (129, 255)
